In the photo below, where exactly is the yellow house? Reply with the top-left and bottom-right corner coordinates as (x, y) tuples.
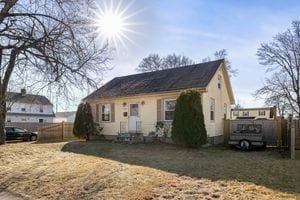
(231, 107), (277, 120)
(84, 59), (235, 144)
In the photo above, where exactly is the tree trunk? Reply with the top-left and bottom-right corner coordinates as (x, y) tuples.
(0, 88), (6, 145)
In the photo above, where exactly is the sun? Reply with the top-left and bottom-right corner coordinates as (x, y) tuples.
(98, 11), (124, 39)
(92, 0), (142, 50)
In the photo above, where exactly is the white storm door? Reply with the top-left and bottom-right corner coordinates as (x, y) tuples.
(128, 103), (139, 132)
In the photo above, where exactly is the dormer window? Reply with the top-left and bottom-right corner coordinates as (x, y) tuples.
(40, 106), (43, 113)
(21, 108), (26, 112)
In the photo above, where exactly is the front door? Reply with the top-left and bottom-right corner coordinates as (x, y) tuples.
(128, 103), (139, 132)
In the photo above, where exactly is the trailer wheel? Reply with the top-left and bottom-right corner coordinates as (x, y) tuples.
(239, 140), (251, 150)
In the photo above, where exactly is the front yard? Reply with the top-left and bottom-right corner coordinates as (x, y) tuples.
(0, 141), (299, 199)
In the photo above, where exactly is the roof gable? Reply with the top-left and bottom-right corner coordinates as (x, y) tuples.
(85, 59), (224, 100)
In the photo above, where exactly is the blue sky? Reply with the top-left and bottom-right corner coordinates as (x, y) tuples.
(71, 0), (300, 111)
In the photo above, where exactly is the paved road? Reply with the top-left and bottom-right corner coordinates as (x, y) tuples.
(0, 192), (23, 200)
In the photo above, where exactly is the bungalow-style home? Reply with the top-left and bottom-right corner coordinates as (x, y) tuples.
(231, 107), (277, 120)
(84, 59), (235, 144)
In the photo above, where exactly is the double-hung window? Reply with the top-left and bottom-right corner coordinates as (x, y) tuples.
(243, 111), (249, 117)
(224, 103), (227, 119)
(233, 111), (239, 117)
(101, 104), (111, 122)
(210, 98), (215, 121)
(258, 110), (265, 116)
(164, 99), (176, 121)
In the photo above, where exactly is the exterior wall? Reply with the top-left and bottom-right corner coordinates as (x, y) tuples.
(6, 102), (54, 123)
(88, 93), (180, 136)
(6, 115), (54, 123)
(231, 108), (275, 120)
(202, 66), (232, 138)
(87, 66), (234, 140)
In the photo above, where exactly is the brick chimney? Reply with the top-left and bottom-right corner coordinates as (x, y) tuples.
(21, 88), (26, 97)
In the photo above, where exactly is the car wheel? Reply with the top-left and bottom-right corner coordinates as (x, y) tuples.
(239, 140), (251, 150)
(30, 135), (37, 141)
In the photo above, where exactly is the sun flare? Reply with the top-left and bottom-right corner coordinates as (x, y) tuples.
(96, 11), (124, 39)
(92, 0), (141, 49)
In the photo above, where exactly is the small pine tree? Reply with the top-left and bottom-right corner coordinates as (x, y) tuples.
(73, 102), (95, 140)
(171, 89), (207, 147)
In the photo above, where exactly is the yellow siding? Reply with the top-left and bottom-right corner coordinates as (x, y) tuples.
(202, 65), (232, 137)
(88, 93), (180, 136)
(87, 65), (234, 138)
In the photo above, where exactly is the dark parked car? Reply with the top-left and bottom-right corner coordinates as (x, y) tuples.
(5, 127), (38, 141)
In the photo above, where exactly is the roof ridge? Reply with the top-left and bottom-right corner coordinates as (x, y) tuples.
(7, 91), (47, 98)
(84, 59), (224, 100)
(113, 59), (224, 80)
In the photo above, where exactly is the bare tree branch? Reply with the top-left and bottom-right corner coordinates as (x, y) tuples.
(255, 21), (300, 116)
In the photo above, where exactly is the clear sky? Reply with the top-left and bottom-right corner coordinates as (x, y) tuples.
(63, 0), (300, 111)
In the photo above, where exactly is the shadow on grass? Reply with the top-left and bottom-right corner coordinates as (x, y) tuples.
(62, 140), (300, 196)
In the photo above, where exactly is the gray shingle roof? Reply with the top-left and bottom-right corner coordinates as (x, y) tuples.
(85, 59), (223, 100)
(7, 92), (53, 105)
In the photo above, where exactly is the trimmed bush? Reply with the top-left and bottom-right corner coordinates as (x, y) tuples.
(73, 102), (95, 140)
(171, 89), (207, 147)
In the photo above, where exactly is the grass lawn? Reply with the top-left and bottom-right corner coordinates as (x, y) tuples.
(0, 141), (299, 199)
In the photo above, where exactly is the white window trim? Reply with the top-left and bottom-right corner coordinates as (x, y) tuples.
(217, 75), (222, 89)
(210, 98), (215, 122)
(164, 99), (176, 121)
(101, 104), (111, 122)
(129, 102), (140, 117)
(40, 105), (44, 113)
(224, 103), (227, 119)
(258, 110), (266, 116)
(243, 111), (249, 117)
(233, 111), (239, 117)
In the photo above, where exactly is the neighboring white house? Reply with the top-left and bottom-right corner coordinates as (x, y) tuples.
(231, 107), (277, 120)
(6, 89), (55, 123)
(53, 111), (76, 123)
(85, 59), (235, 144)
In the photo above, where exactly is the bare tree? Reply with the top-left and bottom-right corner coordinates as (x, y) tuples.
(254, 73), (293, 117)
(202, 49), (238, 77)
(233, 102), (243, 109)
(0, 0), (111, 144)
(163, 54), (194, 69)
(214, 49), (238, 76)
(255, 21), (300, 116)
(136, 53), (194, 72)
(135, 54), (163, 72)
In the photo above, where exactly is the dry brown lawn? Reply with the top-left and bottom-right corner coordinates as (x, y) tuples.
(0, 141), (299, 200)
